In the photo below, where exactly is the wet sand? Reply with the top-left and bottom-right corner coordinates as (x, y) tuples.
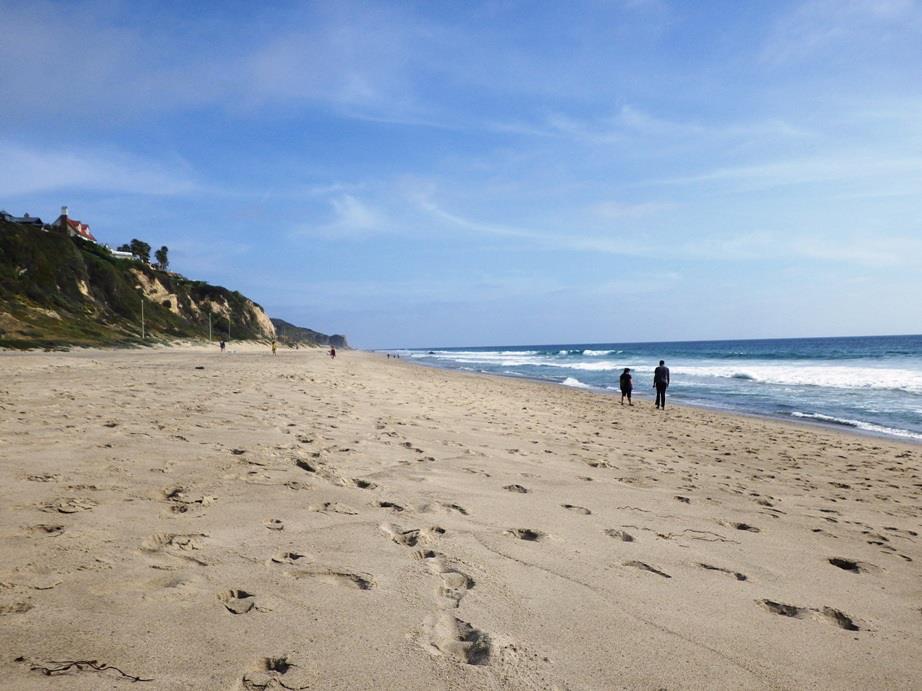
(1, 347), (920, 689)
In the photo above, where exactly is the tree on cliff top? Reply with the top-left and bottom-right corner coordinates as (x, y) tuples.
(120, 239), (152, 263)
(155, 246), (169, 271)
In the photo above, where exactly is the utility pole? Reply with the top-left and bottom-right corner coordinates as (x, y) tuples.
(134, 284), (146, 341)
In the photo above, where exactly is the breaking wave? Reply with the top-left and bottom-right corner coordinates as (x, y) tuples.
(791, 412), (922, 440)
(671, 365), (922, 393)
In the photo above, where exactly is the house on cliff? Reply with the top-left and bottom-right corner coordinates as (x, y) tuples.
(0, 210), (44, 226)
(51, 206), (97, 243)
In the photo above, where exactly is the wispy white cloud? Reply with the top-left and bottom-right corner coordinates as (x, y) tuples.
(760, 0), (922, 65)
(644, 152), (922, 191)
(0, 141), (199, 196)
(293, 194), (391, 239)
(591, 200), (673, 219)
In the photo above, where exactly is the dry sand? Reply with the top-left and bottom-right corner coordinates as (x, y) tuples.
(0, 346), (920, 690)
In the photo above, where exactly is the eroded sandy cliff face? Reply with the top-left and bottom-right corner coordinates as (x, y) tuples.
(0, 219), (278, 346)
(130, 268), (276, 340)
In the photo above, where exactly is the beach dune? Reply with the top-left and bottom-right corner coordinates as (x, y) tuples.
(0, 347), (919, 689)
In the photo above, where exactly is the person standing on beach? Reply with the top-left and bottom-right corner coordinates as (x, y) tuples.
(329, 346), (336, 359)
(219, 340), (225, 353)
(653, 360), (670, 409)
(271, 340), (277, 356)
(619, 367), (633, 406)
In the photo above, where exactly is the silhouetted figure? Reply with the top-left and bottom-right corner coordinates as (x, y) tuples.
(619, 368), (633, 406)
(329, 346), (336, 359)
(653, 360), (670, 409)
(219, 340), (226, 353)
(271, 340), (277, 356)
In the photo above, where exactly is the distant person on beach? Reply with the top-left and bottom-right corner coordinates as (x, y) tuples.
(619, 368), (633, 406)
(219, 340), (225, 353)
(329, 346), (336, 359)
(653, 360), (670, 409)
(271, 340), (277, 356)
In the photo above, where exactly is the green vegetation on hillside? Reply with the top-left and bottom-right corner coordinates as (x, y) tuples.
(0, 220), (272, 349)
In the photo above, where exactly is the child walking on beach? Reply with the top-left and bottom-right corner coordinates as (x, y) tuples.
(619, 368), (633, 405)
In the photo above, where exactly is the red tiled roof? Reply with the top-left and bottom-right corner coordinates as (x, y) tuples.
(66, 218), (96, 242)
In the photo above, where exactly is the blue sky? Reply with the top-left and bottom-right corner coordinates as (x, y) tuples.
(2, 0), (921, 348)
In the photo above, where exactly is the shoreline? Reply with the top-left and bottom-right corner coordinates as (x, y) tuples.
(396, 354), (922, 446)
(2, 347), (920, 688)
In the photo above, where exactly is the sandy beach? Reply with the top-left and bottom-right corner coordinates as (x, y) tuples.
(1, 346), (919, 690)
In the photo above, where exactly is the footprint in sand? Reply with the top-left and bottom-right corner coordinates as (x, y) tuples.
(241, 656), (310, 691)
(604, 529), (635, 542)
(269, 550), (309, 565)
(287, 567), (375, 590)
(423, 552), (475, 608)
(561, 504), (591, 515)
(624, 561), (671, 578)
(141, 533), (209, 565)
(308, 502), (358, 515)
(0, 601), (34, 615)
(26, 473), (60, 482)
(380, 523), (445, 548)
(218, 589), (257, 614)
(506, 528), (546, 542)
(719, 520), (761, 533)
(265, 519), (284, 531)
(503, 484), (529, 493)
(758, 599), (860, 630)
(377, 501), (405, 512)
(28, 524), (65, 537)
(40, 498), (97, 514)
(294, 459), (317, 473)
(828, 557), (874, 573)
(698, 563), (747, 581)
(423, 612), (491, 665)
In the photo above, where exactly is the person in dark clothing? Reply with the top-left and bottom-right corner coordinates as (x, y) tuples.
(619, 367), (633, 406)
(653, 360), (670, 409)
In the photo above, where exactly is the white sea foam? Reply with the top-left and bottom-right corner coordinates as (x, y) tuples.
(671, 364), (922, 393)
(791, 412), (922, 440)
(412, 350), (544, 367)
(561, 377), (591, 389)
(583, 349), (623, 356)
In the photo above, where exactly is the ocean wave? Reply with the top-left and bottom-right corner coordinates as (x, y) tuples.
(561, 377), (591, 389)
(791, 412), (922, 440)
(583, 349), (623, 357)
(412, 349), (541, 359)
(671, 365), (922, 393)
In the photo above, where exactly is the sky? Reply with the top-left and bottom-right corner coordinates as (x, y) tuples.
(1, 0), (921, 348)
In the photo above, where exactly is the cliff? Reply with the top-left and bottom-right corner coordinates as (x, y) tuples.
(0, 219), (275, 348)
(271, 318), (348, 349)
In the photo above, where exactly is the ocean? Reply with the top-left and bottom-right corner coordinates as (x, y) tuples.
(393, 334), (922, 442)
